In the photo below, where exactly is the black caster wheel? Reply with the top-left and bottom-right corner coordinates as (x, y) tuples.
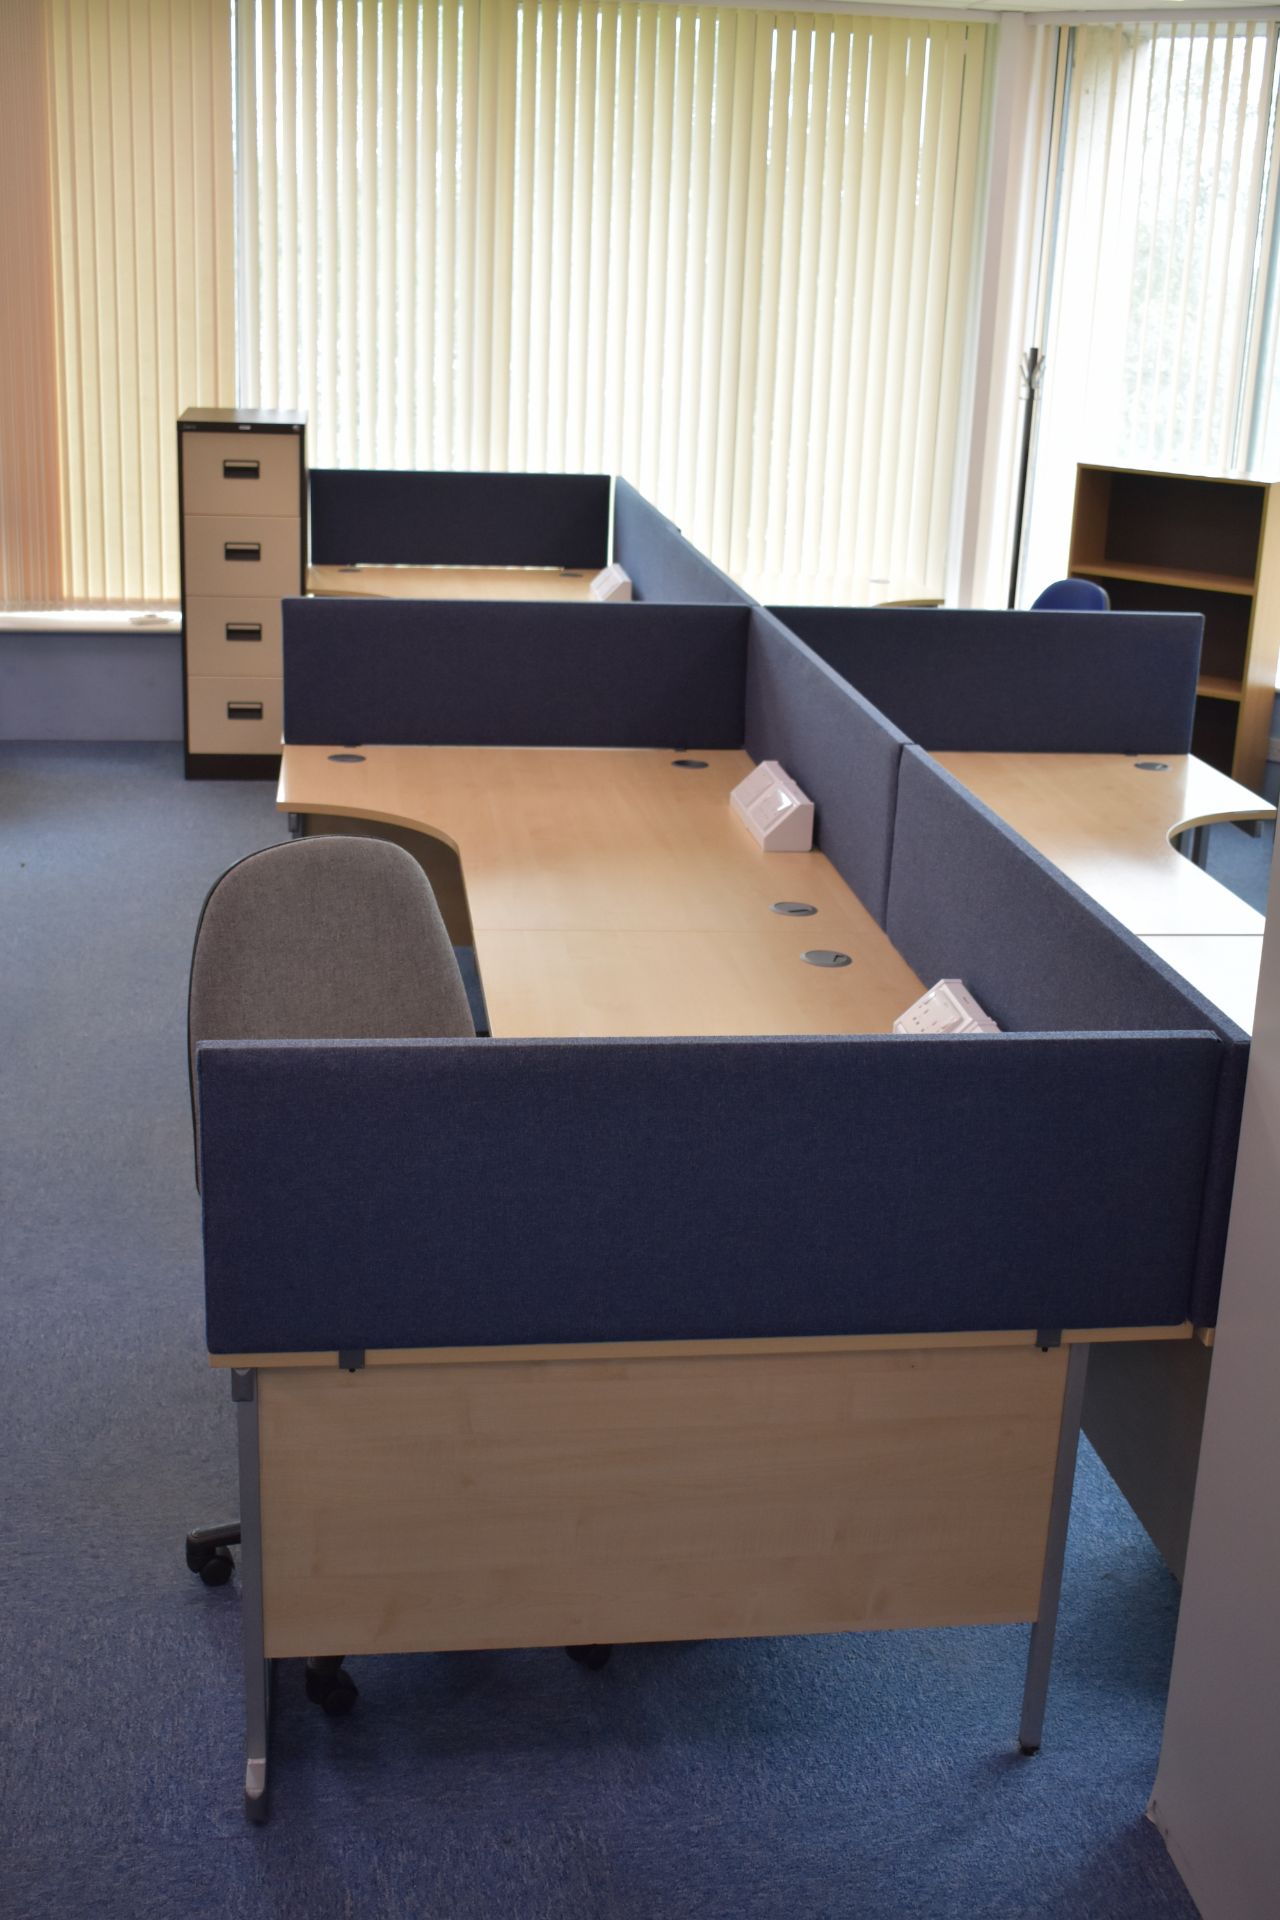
(565, 1644), (613, 1671)
(187, 1541), (235, 1586)
(305, 1663), (359, 1716)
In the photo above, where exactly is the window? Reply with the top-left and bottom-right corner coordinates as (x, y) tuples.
(4, 0), (988, 611)
(1021, 20), (1280, 601)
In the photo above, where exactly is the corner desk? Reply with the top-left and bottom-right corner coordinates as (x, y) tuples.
(307, 564), (598, 604)
(933, 751), (1270, 1034)
(933, 749), (1272, 1574)
(195, 735), (1208, 1819)
(277, 745), (923, 1037)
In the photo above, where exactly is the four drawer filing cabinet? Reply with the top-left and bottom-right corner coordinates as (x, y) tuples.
(178, 409), (307, 778)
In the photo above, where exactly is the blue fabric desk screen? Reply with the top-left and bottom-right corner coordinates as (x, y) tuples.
(309, 469), (611, 569)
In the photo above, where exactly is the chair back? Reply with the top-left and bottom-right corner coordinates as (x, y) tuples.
(1030, 577), (1110, 611)
(188, 836), (474, 1177)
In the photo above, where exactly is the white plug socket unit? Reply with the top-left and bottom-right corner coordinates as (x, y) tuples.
(729, 761), (814, 852)
(589, 563), (633, 602)
(893, 979), (1000, 1036)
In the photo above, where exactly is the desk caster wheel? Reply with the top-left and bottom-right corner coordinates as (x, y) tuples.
(187, 1541), (235, 1586)
(305, 1658), (358, 1715)
(566, 1644), (612, 1671)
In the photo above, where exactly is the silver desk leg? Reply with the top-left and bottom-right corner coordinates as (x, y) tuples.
(1182, 824), (1210, 868)
(1019, 1344), (1089, 1755)
(234, 1369), (271, 1823)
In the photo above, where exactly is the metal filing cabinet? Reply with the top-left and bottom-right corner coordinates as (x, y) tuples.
(178, 409), (306, 778)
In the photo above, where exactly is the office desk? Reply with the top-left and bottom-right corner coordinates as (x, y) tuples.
(208, 709), (1220, 1818)
(278, 745), (926, 1036)
(935, 756), (1272, 1575)
(933, 752), (1271, 938)
(307, 564), (598, 602)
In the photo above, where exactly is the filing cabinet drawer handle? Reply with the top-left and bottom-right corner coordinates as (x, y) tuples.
(225, 622), (263, 642)
(224, 541), (262, 562)
(227, 701), (265, 721)
(222, 458), (261, 479)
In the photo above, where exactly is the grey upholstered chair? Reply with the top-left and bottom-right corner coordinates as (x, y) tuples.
(183, 835), (475, 1712)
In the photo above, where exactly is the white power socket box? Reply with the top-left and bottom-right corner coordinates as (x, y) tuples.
(893, 979), (999, 1036)
(729, 760), (814, 852)
(589, 563), (633, 602)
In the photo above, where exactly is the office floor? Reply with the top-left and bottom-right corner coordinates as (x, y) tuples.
(0, 743), (1227, 1920)
(1202, 814), (1274, 914)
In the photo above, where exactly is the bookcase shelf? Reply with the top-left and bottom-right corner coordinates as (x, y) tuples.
(1068, 464), (1280, 792)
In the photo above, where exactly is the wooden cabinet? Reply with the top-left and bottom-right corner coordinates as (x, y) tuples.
(178, 408), (306, 779)
(1068, 464), (1280, 792)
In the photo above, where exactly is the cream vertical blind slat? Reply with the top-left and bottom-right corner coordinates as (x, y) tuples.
(545, 5), (571, 470)
(296, 2), (319, 430)
(0, 0), (64, 607)
(40, 0), (234, 606)
(925, 23), (985, 592)
(795, 20), (835, 586)
(682, 10), (717, 522)
(726, 17), (775, 574)
(562, 3), (597, 469)
(579, 5), (614, 467)
(234, 0), (261, 408)
(658, 8), (696, 513)
(705, 10), (755, 564)
(815, 25), (865, 593)
(229, 3), (989, 602)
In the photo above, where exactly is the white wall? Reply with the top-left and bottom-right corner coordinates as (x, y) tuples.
(1148, 833), (1280, 1916)
(0, 631), (182, 740)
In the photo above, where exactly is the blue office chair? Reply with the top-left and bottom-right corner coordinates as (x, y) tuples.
(183, 836), (475, 1712)
(1031, 577), (1110, 611)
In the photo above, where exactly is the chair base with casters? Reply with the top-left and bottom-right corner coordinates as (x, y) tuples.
(185, 1520), (239, 1586)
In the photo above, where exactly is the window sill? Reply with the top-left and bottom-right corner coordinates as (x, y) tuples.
(0, 610), (180, 635)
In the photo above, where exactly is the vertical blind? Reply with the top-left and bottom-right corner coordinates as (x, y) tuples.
(1022, 19), (1280, 599)
(8, 0), (986, 608)
(236, 2), (989, 605)
(0, 1), (64, 608)
(45, 0), (236, 606)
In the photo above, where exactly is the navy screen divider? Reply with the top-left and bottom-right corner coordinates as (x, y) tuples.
(613, 478), (753, 604)
(771, 606), (1202, 753)
(886, 747), (1247, 1323)
(199, 1032), (1218, 1355)
(283, 597), (748, 747)
(309, 469), (611, 568)
(744, 608), (906, 926)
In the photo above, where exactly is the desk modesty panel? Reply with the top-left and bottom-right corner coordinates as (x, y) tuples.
(613, 477), (754, 605)
(281, 598), (910, 929)
(772, 604), (1203, 754)
(197, 1030), (1222, 1354)
(308, 468), (611, 569)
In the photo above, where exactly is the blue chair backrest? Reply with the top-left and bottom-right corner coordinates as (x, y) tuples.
(1031, 577), (1110, 611)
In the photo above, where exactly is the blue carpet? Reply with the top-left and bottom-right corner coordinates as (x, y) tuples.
(1202, 817), (1274, 914)
(0, 743), (1199, 1919)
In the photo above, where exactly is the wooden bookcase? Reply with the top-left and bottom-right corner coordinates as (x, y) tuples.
(1067, 464), (1280, 792)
